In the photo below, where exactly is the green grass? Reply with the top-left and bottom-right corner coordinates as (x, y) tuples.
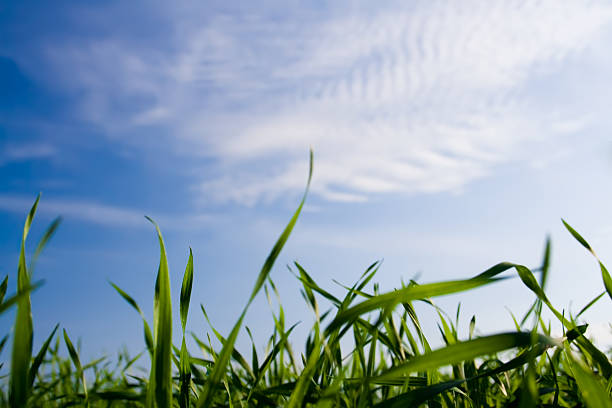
(2, 153), (612, 407)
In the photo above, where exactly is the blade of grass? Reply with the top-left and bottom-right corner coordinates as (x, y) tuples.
(577, 291), (606, 318)
(513, 262), (612, 378)
(562, 219), (612, 302)
(0, 281), (43, 317)
(63, 329), (88, 403)
(562, 219), (593, 253)
(109, 282), (154, 354)
(247, 149), (312, 307)
(373, 332), (556, 382)
(179, 248), (194, 408)
(145, 216), (173, 408)
(287, 315), (322, 408)
(196, 149), (312, 408)
(0, 276), (7, 305)
(179, 338), (191, 408)
(540, 236), (551, 289)
(199, 305), (254, 380)
(326, 273), (508, 334)
(372, 379), (465, 408)
(29, 216), (62, 273)
(564, 346), (612, 408)
(9, 194), (39, 408)
(180, 248), (194, 333)
(29, 324), (59, 388)
(0, 335), (7, 357)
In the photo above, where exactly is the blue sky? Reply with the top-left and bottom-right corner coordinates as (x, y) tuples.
(3, 0), (612, 365)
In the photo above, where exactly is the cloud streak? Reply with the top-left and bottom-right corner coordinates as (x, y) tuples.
(16, 0), (612, 204)
(0, 195), (212, 230)
(0, 142), (57, 165)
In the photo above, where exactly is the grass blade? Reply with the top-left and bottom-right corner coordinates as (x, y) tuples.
(30, 216), (62, 273)
(179, 338), (191, 408)
(577, 291), (606, 318)
(374, 332), (556, 382)
(565, 346), (612, 407)
(561, 219), (612, 302)
(181, 248), (194, 333)
(540, 236), (551, 289)
(145, 217), (173, 408)
(9, 194), (40, 408)
(597, 261), (612, 302)
(109, 282), (154, 354)
(29, 324), (59, 388)
(0, 275), (7, 305)
(247, 149), (312, 306)
(197, 149), (313, 408)
(372, 379), (465, 408)
(0, 281), (43, 317)
(63, 328), (88, 402)
(179, 249), (194, 408)
(562, 219), (593, 253)
(326, 272), (508, 334)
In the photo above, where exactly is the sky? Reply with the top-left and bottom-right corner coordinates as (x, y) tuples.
(3, 0), (612, 367)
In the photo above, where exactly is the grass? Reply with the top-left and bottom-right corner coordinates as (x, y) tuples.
(1, 152), (612, 407)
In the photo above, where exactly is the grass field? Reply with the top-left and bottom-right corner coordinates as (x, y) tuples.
(2, 154), (612, 407)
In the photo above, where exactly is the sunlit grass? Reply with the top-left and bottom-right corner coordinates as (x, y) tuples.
(1, 151), (612, 407)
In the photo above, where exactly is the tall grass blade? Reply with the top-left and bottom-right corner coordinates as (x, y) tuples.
(247, 149), (312, 306)
(145, 217), (173, 408)
(196, 149), (312, 408)
(9, 194), (39, 408)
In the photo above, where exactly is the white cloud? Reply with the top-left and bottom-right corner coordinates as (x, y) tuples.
(0, 195), (213, 230)
(0, 142), (57, 165)
(20, 0), (612, 204)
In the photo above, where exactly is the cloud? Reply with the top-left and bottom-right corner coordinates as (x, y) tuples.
(15, 0), (612, 204)
(0, 195), (212, 230)
(0, 142), (57, 165)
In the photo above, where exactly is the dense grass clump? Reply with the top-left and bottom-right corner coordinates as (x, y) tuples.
(2, 153), (612, 407)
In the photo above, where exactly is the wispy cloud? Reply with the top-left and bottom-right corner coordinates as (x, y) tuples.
(0, 142), (57, 165)
(15, 0), (612, 204)
(0, 195), (213, 230)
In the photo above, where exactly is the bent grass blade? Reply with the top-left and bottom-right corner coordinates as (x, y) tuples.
(562, 219), (612, 302)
